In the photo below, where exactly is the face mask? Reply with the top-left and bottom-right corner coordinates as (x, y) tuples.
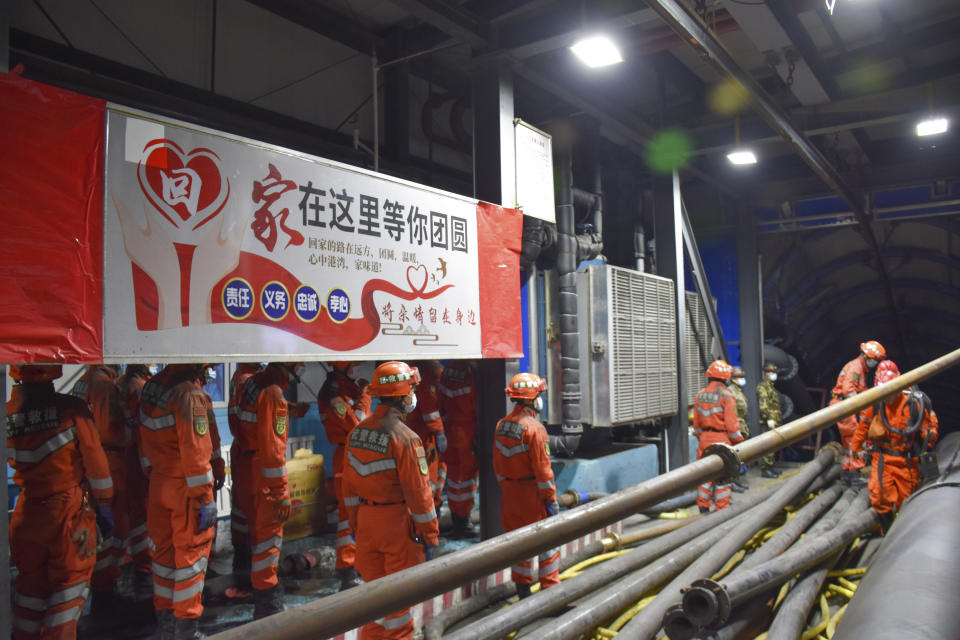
(294, 364), (306, 378)
(147, 365), (159, 376)
(402, 391), (418, 414)
(533, 396), (544, 412)
(767, 373), (778, 382)
(734, 378), (746, 387)
(865, 358), (878, 368)
(202, 367), (216, 385)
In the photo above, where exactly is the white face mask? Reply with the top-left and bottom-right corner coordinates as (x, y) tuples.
(533, 396), (544, 412)
(734, 378), (746, 387)
(767, 373), (778, 382)
(402, 391), (418, 414)
(147, 365), (160, 376)
(865, 358), (878, 368)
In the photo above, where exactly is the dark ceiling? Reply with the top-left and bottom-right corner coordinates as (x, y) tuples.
(8, 0), (960, 417)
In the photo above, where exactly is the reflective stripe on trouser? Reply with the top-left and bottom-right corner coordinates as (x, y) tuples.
(93, 450), (131, 592)
(697, 482), (732, 511)
(11, 486), (95, 640)
(230, 444), (254, 549)
(333, 445), (357, 570)
(431, 460), (447, 508)
(250, 484), (285, 590)
(499, 479), (559, 589)
(356, 505), (424, 640)
(148, 474), (214, 618)
(125, 445), (152, 574)
(511, 547), (560, 588)
(445, 475), (477, 518)
(444, 422), (478, 518)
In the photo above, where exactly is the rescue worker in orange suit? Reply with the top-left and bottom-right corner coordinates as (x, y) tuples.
(139, 364), (218, 640)
(693, 360), (743, 513)
(8, 364), (114, 640)
(830, 340), (885, 487)
(116, 364), (154, 601)
(342, 361), (439, 640)
(850, 360), (938, 532)
(407, 361), (448, 508)
(69, 365), (131, 614)
(226, 362), (262, 589)
(197, 365), (227, 550)
(494, 373), (560, 599)
(238, 362), (304, 619)
(438, 359), (478, 538)
(316, 361), (370, 590)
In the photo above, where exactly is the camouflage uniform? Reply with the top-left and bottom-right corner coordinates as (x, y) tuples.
(729, 383), (749, 438)
(756, 379), (781, 466)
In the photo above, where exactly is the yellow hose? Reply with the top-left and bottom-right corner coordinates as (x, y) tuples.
(753, 634), (768, 640)
(773, 580), (791, 609)
(827, 584), (855, 600)
(827, 567), (866, 578)
(837, 577), (859, 592)
(712, 549), (746, 580)
(607, 595), (656, 632)
(826, 603), (848, 637)
(656, 510), (693, 520)
(560, 550), (628, 579)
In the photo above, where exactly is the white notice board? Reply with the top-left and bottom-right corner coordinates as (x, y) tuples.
(514, 119), (556, 223)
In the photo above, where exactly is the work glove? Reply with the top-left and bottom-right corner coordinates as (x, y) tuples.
(424, 544), (436, 561)
(271, 494), (292, 523)
(95, 504), (115, 540)
(545, 500), (560, 517)
(196, 499), (218, 532)
(436, 432), (448, 454)
(212, 458), (226, 492)
(766, 419), (776, 429)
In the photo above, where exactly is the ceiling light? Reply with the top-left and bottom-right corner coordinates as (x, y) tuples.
(727, 149), (757, 165)
(916, 117), (949, 137)
(570, 36), (623, 68)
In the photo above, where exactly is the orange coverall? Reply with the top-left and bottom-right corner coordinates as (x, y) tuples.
(830, 356), (870, 471)
(438, 361), (478, 519)
(317, 371), (369, 570)
(139, 367), (216, 620)
(693, 380), (743, 511)
(405, 363), (446, 507)
(493, 405), (560, 589)
(72, 365), (134, 594)
(8, 382), (114, 639)
(343, 405), (439, 640)
(116, 368), (152, 579)
(228, 363), (260, 552)
(239, 367), (293, 590)
(851, 390), (939, 514)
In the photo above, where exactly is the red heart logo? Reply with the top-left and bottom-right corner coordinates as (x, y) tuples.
(137, 139), (230, 233)
(406, 264), (428, 293)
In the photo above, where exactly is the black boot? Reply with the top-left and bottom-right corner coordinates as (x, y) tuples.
(173, 616), (205, 640)
(515, 583), (532, 600)
(253, 585), (286, 620)
(336, 567), (363, 590)
(153, 610), (175, 640)
(91, 589), (119, 620)
(761, 466), (780, 479)
(451, 514), (477, 539)
(878, 511), (895, 535)
(699, 506), (710, 514)
(232, 544), (252, 590)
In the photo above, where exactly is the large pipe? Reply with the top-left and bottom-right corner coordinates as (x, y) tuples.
(681, 495), (876, 630)
(613, 448), (838, 640)
(207, 350), (960, 640)
(764, 555), (841, 640)
(833, 433), (960, 640)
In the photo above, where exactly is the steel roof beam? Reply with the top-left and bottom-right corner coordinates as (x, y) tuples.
(388, 0), (488, 49)
(243, 0), (381, 54)
(643, 0), (906, 357)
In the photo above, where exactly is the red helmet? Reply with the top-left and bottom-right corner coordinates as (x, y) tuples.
(706, 360), (733, 381)
(874, 360), (900, 386)
(505, 373), (547, 399)
(9, 364), (63, 383)
(860, 341), (886, 359)
(369, 361), (421, 397)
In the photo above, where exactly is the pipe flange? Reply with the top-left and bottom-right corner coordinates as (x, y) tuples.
(662, 603), (698, 640)
(605, 531), (622, 552)
(683, 578), (731, 629)
(819, 441), (843, 462)
(703, 442), (743, 482)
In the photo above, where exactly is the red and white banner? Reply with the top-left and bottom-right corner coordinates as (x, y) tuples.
(0, 73), (522, 363)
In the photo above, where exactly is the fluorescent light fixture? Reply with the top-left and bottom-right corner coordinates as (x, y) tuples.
(727, 149), (758, 165)
(916, 117), (949, 137)
(570, 36), (623, 68)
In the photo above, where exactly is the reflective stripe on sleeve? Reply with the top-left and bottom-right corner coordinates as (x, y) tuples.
(423, 411), (441, 421)
(186, 470), (214, 487)
(343, 495), (360, 507)
(141, 413), (176, 430)
(87, 475), (113, 490)
(261, 466), (286, 478)
(411, 508), (437, 523)
(376, 612), (412, 630)
(537, 481), (555, 490)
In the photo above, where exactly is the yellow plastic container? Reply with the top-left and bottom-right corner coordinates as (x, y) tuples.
(284, 449), (326, 541)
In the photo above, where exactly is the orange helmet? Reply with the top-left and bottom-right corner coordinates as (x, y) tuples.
(505, 373), (547, 399)
(9, 364), (63, 383)
(329, 361), (354, 373)
(874, 359), (900, 386)
(860, 341), (886, 359)
(369, 361), (421, 397)
(706, 360), (733, 381)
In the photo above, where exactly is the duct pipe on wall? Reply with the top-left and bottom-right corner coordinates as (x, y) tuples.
(764, 344), (815, 418)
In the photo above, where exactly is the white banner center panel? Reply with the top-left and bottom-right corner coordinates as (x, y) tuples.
(104, 108), (484, 360)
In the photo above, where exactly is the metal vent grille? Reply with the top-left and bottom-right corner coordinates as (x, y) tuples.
(608, 266), (677, 423)
(685, 291), (715, 406)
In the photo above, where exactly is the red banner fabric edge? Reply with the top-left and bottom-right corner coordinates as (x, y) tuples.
(476, 201), (524, 359)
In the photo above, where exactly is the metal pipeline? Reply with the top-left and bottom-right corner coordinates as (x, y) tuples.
(206, 349), (960, 640)
(445, 485), (780, 640)
(681, 494), (876, 631)
(688, 597), (771, 640)
(616, 449), (839, 640)
(833, 433), (960, 640)
(764, 555), (841, 640)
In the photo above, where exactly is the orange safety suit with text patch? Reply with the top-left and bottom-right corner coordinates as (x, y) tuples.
(117, 369), (152, 577)
(405, 363), (446, 507)
(240, 367), (292, 590)
(8, 381), (114, 640)
(139, 367), (215, 620)
(851, 390), (939, 514)
(438, 361), (478, 519)
(493, 404), (559, 589)
(693, 380), (743, 511)
(343, 405), (439, 640)
(228, 363), (261, 551)
(830, 356), (870, 471)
